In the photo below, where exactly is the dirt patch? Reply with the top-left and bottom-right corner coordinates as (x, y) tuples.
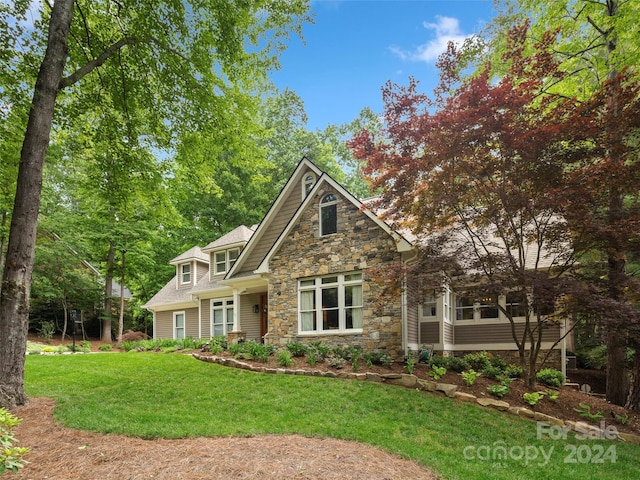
(11, 398), (438, 480)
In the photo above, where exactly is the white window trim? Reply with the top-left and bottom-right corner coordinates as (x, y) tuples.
(213, 248), (240, 275)
(173, 311), (186, 339)
(180, 263), (191, 285)
(319, 193), (337, 236)
(453, 293), (526, 324)
(210, 298), (235, 337)
(302, 173), (316, 199)
(298, 273), (363, 335)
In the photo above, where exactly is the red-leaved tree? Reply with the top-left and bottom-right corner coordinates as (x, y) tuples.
(350, 23), (640, 398)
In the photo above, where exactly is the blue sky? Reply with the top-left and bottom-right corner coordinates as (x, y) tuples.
(270, 0), (497, 131)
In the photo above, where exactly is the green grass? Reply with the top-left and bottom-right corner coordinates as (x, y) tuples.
(25, 353), (640, 480)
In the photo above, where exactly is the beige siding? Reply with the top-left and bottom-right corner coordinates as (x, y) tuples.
(454, 323), (561, 345)
(185, 308), (199, 338)
(200, 299), (211, 338)
(444, 322), (454, 344)
(420, 322), (440, 344)
(156, 311), (173, 338)
(240, 169), (314, 272)
(240, 294), (262, 342)
(406, 283), (419, 346)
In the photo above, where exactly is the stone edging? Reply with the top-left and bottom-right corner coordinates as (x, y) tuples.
(192, 353), (640, 444)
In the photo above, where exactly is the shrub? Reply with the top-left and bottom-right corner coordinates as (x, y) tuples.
(306, 351), (318, 366)
(405, 356), (415, 375)
(120, 330), (150, 343)
(504, 364), (523, 379)
(365, 352), (393, 367)
(0, 408), (29, 474)
(463, 351), (490, 372)
(38, 321), (55, 343)
(461, 369), (479, 386)
(546, 389), (559, 402)
(429, 355), (450, 369)
(98, 344), (112, 352)
(489, 356), (507, 371)
(576, 345), (607, 370)
(80, 340), (92, 353)
(487, 384), (509, 398)
(448, 356), (470, 373)
(536, 368), (565, 388)
(327, 356), (344, 369)
(428, 365), (446, 380)
(481, 364), (504, 381)
(308, 341), (331, 360)
(285, 342), (308, 357)
(277, 350), (293, 367)
(523, 391), (545, 407)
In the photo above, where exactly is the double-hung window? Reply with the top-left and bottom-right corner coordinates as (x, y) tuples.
(211, 299), (234, 337)
(180, 263), (191, 284)
(174, 312), (185, 339)
(214, 248), (240, 275)
(299, 273), (363, 334)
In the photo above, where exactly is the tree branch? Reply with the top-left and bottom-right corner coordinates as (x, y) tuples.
(59, 37), (137, 89)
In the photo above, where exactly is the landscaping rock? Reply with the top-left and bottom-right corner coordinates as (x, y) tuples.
(417, 379), (437, 392)
(454, 392), (477, 403)
(436, 383), (457, 398)
(534, 412), (565, 427)
(366, 373), (383, 382)
(476, 398), (510, 411)
(386, 374), (418, 388)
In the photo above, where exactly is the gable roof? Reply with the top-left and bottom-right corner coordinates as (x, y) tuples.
(253, 166), (414, 275)
(226, 158), (324, 278)
(202, 225), (256, 252)
(169, 246), (208, 265)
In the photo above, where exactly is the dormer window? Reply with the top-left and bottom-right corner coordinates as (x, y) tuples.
(302, 173), (316, 198)
(180, 263), (191, 284)
(214, 248), (240, 275)
(320, 193), (337, 236)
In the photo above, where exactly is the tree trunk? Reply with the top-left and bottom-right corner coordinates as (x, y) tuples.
(0, 0), (74, 409)
(102, 242), (116, 342)
(117, 250), (125, 342)
(626, 348), (640, 412)
(61, 299), (68, 342)
(0, 211), (7, 285)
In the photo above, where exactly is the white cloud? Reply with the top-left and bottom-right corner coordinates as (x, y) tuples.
(391, 15), (473, 63)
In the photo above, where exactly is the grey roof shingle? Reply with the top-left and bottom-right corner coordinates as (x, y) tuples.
(170, 246), (208, 265)
(203, 225), (255, 251)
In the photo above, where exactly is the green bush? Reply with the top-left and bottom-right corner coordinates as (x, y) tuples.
(277, 350), (293, 367)
(308, 341), (332, 360)
(429, 365), (447, 380)
(0, 408), (29, 474)
(429, 355), (450, 369)
(481, 364), (504, 381)
(463, 351), (490, 372)
(365, 352), (393, 367)
(327, 356), (344, 369)
(576, 345), (607, 370)
(285, 342), (308, 357)
(487, 384), (509, 398)
(504, 364), (523, 378)
(461, 369), (479, 386)
(536, 368), (565, 387)
(448, 356), (470, 373)
(98, 344), (113, 352)
(489, 355), (507, 371)
(38, 320), (55, 343)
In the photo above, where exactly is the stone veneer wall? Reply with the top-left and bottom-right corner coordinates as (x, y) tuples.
(265, 186), (405, 359)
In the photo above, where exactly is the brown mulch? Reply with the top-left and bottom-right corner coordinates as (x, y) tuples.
(10, 398), (438, 480)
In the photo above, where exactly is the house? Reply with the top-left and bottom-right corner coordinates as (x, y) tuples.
(143, 158), (567, 372)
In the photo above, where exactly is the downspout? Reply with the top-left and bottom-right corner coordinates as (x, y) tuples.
(152, 311), (157, 339)
(402, 271), (408, 359)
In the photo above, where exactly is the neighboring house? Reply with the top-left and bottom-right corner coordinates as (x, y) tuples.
(144, 158), (567, 372)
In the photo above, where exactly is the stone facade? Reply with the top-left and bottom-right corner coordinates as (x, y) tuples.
(265, 186), (405, 359)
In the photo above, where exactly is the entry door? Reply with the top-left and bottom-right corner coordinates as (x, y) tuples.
(260, 293), (268, 341)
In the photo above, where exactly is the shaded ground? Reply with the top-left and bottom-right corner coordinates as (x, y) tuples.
(11, 398), (438, 480)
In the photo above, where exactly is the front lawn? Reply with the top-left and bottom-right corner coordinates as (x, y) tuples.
(25, 353), (639, 479)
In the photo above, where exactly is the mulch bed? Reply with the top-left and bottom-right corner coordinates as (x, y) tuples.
(11, 398), (437, 480)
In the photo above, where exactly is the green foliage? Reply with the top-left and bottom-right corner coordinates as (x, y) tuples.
(305, 350), (317, 367)
(364, 352), (394, 367)
(405, 356), (415, 375)
(230, 341), (275, 362)
(277, 350), (293, 368)
(615, 413), (629, 425)
(428, 365), (446, 380)
(429, 355), (450, 369)
(37, 321), (55, 343)
(80, 340), (92, 353)
(285, 342), (307, 358)
(327, 356), (344, 369)
(504, 364), (523, 379)
(487, 384), (509, 398)
(448, 356), (470, 373)
(546, 389), (559, 402)
(0, 408), (29, 474)
(481, 364), (504, 381)
(98, 344), (112, 352)
(576, 346), (607, 370)
(307, 341), (331, 361)
(522, 392), (545, 407)
(460, 369), (479, 386)
(463, 351), (491, 372)
(574, 403), (604, 423)
(536, 368), (565, 388)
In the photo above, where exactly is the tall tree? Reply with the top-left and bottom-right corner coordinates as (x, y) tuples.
(482, 0), (640, 407)
(0, 0), (310, 409)
(350, 24), (639, 389)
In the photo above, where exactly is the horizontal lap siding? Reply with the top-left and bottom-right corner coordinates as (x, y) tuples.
(420, 322), (440, 344)
(185, 308), (199, 338)
(155, 311), (173, 339)
(454, 323), (561, 345)
(240, 294), (262, 342)
(444, 322), (454, 344)
(201, 299), (211, 339)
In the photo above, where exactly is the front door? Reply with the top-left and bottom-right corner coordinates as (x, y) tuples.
(260, 293), (268, 341)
